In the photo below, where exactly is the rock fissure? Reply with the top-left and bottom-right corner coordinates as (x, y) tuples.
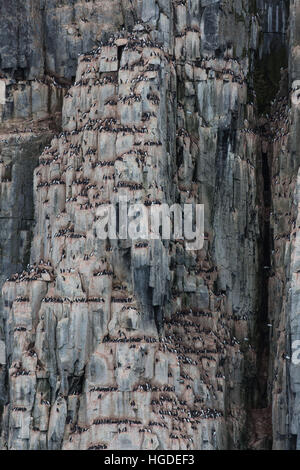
(0, 0), (298, 450)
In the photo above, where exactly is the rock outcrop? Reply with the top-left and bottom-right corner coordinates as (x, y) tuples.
(0, 0), (299, 450)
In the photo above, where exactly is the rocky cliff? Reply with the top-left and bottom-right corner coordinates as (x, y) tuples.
(0, 0), (298, 450)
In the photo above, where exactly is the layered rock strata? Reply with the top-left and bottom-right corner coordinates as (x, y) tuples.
(0, 0), (298, 450)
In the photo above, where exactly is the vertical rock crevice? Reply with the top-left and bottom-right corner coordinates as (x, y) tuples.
(0, 0), (298, 450)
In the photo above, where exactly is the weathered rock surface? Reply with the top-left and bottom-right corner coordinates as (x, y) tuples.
(0, 0), (299, 450)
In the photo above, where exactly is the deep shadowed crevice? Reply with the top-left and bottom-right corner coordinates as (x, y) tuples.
(257, 150), (271, 406)
(117, 45), (125, 69)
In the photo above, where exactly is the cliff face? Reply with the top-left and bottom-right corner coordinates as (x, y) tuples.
(0, 0), (298, 450)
